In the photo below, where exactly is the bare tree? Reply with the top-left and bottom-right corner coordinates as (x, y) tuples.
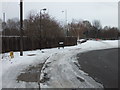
(92, 20), (102, 30)
(2, 18), (20, 36)
(68, 20), (90, 40)
(24, 12), (65, 39)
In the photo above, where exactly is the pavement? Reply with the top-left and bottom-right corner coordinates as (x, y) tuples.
(77, 48), (118, 88)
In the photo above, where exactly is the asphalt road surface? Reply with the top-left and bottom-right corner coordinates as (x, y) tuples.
(77, 48), (118, 88)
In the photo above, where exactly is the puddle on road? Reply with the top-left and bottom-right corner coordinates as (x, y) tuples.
(17, 63), (44, 82)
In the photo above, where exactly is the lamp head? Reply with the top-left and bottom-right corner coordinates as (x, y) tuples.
(42, 8), (47, 11)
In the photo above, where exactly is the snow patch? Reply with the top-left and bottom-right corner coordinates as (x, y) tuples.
(1, 40), (118, 88)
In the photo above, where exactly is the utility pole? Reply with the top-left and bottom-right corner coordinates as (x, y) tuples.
(3, 13), (6, 36)
(65, 10), (67, 27)
(20, 0), (23, 56)
(40, 11), (42, 50)
(3, 13), (5, 22)
(39, 8), (46, 50)
(65, 10), (68, 37)
(62, 10), (68, 36)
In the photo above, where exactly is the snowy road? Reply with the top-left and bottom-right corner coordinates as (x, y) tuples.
(0, 40), (118, 89)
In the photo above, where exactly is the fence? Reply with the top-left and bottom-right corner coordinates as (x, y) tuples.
(2, 36), (77, 53)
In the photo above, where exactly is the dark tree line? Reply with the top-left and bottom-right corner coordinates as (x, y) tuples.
(23, 13), (64, 39)
(2, 13), (65, 40)
(1, 12), (120, 40)
(2, 18), (20, 36)
(67, 20), (120, 40)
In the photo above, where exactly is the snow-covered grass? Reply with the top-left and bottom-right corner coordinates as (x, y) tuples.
(0, 40), (118, 89)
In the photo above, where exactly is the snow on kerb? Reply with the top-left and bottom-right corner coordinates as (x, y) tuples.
(0, 40), (118, 88)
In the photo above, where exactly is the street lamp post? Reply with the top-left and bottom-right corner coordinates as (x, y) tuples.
(39, 8), (46, 50)
(62, 10), (68, 37)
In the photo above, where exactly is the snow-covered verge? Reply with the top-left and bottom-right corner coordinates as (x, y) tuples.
(0, 40), (118, 89)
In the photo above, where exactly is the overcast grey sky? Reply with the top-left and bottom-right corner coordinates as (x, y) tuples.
(1, 0), (119, 28)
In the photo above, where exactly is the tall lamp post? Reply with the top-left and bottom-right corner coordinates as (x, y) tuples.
(62, 10), (68, 36)
(39, 8), (46, 50)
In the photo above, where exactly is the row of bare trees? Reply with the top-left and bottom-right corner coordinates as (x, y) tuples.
(23, 13), (64, 39)
(1, 12), (120, 40)
(67, 20), (119, 40)
(2, 18), (20, 36)
(2, 13), (65, 40)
